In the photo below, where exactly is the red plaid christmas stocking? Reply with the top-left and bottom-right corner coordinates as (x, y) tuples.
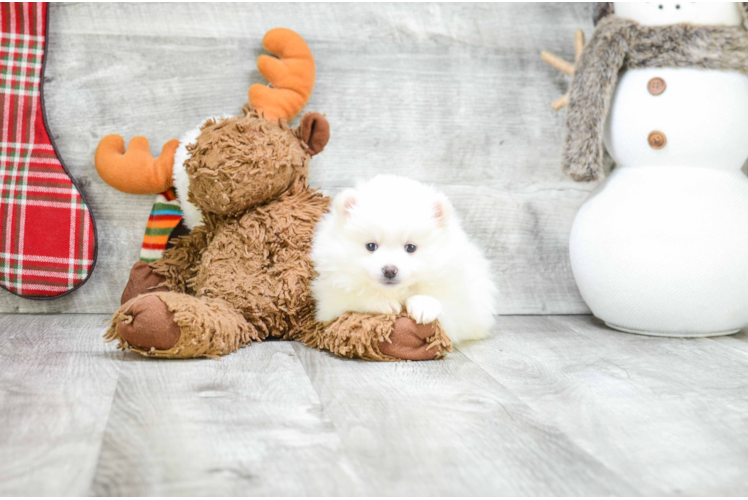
(0, 3), (96, 299)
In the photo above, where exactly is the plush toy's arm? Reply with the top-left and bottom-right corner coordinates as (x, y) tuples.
(149, 223), (212, 294)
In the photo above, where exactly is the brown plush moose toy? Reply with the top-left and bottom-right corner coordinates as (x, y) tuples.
(94, 28), (451, 361)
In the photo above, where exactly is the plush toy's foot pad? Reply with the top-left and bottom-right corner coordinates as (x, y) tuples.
(379, 317), (450, 361)
(117, 295), (181, 351)
(121, 261), (169, 305)
(106, 292), (258, 359)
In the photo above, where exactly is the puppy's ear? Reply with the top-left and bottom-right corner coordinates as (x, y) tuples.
(334, 189), (357, 218)
(433, 195), (452, 226)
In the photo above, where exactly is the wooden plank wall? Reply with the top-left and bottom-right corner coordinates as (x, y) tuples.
(0, 3), (597, 314)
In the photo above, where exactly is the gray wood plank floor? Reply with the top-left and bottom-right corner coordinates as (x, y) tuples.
(2, 313), (747, 496)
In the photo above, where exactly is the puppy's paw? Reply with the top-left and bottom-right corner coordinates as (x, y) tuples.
(406, 295), (442, 324)
(373, 299), (402, 315)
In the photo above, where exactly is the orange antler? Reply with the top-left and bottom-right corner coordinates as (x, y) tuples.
(249, 28), (315, 123)
(95, 135), (180, 195)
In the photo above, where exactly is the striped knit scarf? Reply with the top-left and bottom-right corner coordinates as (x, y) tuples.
(139, 188), (183, 263)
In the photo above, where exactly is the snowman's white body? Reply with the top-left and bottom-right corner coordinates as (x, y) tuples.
(567, 3), (748, 336)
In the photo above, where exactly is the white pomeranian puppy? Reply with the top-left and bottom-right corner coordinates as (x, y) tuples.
(311, 175), (497, 344)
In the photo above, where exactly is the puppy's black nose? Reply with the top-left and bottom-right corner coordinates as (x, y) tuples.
(382, 266), (398, 280)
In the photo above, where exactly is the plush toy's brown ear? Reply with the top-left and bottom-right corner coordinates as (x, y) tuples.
(299, 112), (330, 156)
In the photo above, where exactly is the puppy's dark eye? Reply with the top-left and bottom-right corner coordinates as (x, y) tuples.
(658, 4), (663, 9)
(366, 243), (378, 252)
(405, 244), (417, 253)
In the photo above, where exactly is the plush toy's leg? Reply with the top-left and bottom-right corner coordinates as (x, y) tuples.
(297, 313), (452, 361)
(120, 261), (169, 304)
(105, 292), (260, 359)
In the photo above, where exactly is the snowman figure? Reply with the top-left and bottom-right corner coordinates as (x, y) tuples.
(543, 2), (748, 336)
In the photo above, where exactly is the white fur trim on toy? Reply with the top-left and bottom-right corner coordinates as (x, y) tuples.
(172, 116), (228, 230)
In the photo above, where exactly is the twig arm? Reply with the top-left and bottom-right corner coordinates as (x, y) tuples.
(551, 93), (569, 111)
(574, 29), (585, 62)
(541, 29), (586, 111)
(540, 50), (574, 76)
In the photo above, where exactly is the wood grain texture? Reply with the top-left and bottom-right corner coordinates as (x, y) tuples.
(291, 341), (638, 496)
(0, 314), (121, 496)
(459, 315), (748, 496)
(90, 341), (362, 496)
(2, 314), (747, 495)
(0, 2), (596, 314)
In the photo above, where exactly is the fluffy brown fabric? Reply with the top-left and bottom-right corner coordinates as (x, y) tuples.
(106, 291), (259, 359)
(297, 313), (452, 362)
(107, 104), (452, 361)
(565, 16), (748, 181)
(190, 186), (329, 341)
(185, 106), (309, 217)
(299, 312), (402, 361)
(150, 223), (212, 294)
(120, 261), (168, 305)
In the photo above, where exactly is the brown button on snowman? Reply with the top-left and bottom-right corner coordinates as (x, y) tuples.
(543, 2), (748, 336)
(647, 131), (666, 149)
(647, 77), (666, 96)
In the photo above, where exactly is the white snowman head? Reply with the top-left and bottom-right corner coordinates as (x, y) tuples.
(595, 2), (748, 27)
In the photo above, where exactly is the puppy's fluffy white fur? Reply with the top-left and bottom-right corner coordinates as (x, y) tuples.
(311, 175), (497, 344)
